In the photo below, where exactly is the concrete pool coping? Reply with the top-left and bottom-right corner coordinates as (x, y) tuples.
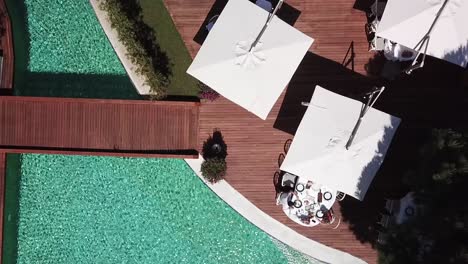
(90, 0), (151, 95)
(185, 156), (367, 264)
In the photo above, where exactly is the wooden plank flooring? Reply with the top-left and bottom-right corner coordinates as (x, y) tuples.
(0, 97), (200, 158)
(0, 0), (14, 91)
(164, 0), (379, 262)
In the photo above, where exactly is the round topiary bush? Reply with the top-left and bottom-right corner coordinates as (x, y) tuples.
(201, 158), (227, 183)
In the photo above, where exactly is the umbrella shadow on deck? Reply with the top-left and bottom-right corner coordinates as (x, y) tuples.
(274, 49), (468, 245)
(193, 0), (301, 45)
(353, 0), (376, 12)
(329, 56), (467, 245)
(274, 52), (376, 135)
(339, 120), (425, 245)
(375, 57), (468, 129)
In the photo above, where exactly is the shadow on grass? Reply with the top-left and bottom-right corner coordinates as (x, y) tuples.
(193, 0), (301, 46)
(2, 154), (21, 263)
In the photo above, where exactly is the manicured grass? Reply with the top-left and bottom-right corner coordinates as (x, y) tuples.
(139, 0), (199, 97)
(2, 154), (21, 263)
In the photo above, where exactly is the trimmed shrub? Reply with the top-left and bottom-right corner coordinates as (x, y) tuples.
(100, 0), (168, 99)
(201, 158), (227, 183)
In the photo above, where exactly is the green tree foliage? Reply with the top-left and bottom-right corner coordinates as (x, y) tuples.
(100, 0), (168, 99)
(379, 129), (468, 264)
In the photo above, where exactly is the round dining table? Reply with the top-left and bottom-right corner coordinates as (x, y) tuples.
(282, 179), (337, 227)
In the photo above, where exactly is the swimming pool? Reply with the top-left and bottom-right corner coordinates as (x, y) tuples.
(4, 154), (322, 263)
(7, 154), (285, 263)
(6, 0), (140, 99)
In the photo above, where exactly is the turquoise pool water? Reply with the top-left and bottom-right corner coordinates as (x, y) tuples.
(25, 0), (124, 74)
(6, 0), (140, 98)
(14, 154), (288, 263)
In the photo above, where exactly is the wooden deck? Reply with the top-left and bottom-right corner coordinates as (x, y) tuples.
(164, 0), (379, 262)
(0, 97), (200, 158)
(0, 0), (13, 91)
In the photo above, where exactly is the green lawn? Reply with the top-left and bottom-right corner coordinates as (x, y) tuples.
(140, 0), (199, 97)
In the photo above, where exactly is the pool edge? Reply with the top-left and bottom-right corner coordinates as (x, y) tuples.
(184, 156), (367, 264)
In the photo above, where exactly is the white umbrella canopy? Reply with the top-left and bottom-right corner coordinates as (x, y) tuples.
(187, 0), (314, 120)
(376, 0), (468, 67)
(280, 86), (401, 201)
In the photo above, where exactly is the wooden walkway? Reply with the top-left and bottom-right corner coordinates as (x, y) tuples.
(0, 0), (13, 91)
(0, 97), (200, 158)
(164, 0), (379, 262)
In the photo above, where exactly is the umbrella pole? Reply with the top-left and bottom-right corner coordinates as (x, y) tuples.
(404, 0), (450, 74)
(249, 0), (284, 52)
(345, 87), (385, 150)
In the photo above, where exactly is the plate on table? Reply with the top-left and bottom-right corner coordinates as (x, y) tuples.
(405, 206), (415, 216)
(323, 191), (332, 201)
(294, 200), (302, 208)
(315, 209), (324, 218)
(296, 183), (305, 192)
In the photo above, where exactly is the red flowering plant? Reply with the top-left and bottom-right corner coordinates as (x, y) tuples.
(198, 82), (219, 102)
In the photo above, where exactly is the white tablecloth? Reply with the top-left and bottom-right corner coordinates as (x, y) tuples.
(283, 179), (337, 227)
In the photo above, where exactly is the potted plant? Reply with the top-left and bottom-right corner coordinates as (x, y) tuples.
(201, 158), (227, 183)
(201, 129), (228, 183)
(202, 129), (227, 160)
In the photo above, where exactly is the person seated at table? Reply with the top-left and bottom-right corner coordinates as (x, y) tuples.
(278, 191), (297, 210)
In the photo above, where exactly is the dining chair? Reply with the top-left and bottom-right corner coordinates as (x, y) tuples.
(377, 231), (388, 245)
(385, 198), (397, 214)
(278, 153), (285, 167)
(378, 213), (391, 228)
(368, 0), (387, 20)
(284, 139), (292, 154)
(336, 191), (346, 201)
(332, 217), (341, 229)
(280, 172), (298, 191)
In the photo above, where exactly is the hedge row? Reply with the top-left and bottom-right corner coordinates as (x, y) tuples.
(99, 0), (168, 99)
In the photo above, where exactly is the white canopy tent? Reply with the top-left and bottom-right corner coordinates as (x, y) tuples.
(187, 0), (313, 120)
(280, 86), (401, 201)
(376, 0), (468, 68)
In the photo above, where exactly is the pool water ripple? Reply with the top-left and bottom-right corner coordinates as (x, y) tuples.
(25, 0), (126, 74)
(16, 154), (288, 263)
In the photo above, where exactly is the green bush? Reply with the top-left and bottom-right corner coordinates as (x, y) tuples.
(201, 158), (227, 183)
(100, 0), (168, 99)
